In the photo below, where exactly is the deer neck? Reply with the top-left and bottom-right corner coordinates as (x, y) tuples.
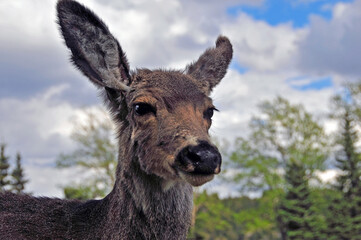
(102, 125), (193, 239)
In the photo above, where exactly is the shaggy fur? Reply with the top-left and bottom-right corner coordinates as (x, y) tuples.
(0, 0), (233, 239)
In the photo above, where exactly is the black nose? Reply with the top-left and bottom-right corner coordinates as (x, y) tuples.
(177, 141), (222, 175)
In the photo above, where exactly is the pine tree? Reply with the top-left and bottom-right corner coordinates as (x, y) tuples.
(278, 160), (324, 240)
(0, 144), (11, 191)
(11, 152), (28, 193)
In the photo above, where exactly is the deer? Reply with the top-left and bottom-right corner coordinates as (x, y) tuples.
(0, 0), (232, 239)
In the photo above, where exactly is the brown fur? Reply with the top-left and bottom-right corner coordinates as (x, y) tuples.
(0, 0), (233, 239)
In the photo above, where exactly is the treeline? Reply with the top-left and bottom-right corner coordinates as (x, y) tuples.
(189, 191), (280, 239)
(188, 188), (343, 239)
(0, 144), (28, 193)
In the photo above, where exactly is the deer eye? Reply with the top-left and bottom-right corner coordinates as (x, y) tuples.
(134, 103), (156, 116)
(204, 107), (218, 119)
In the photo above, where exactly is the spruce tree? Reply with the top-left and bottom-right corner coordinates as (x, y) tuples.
(278, 160), (324, 240)
(0, 144), (10, 191)
(331, 107), (361, 238)
(11, 152), (28, 193)
(325, 191), (350, 240)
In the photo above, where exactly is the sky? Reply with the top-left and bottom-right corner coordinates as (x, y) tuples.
(0, 0), (361, 198)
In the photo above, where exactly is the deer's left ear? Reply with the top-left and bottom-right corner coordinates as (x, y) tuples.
(186, 36), (233, 95)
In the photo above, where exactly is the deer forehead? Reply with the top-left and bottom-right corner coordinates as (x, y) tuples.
(129, 70), (213, 109)
(172, 104), (211, 130)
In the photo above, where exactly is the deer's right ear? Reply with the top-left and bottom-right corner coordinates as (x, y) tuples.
(186, 36), (233, 95)
(57, 0), (131, 92)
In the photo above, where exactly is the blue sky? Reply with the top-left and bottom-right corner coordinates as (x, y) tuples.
(230, 60), (249, 74)
(288, 76), (333, 90)
(228, 0), (354, 28)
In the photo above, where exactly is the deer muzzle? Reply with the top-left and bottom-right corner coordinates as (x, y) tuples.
(175, 141), (222, 186)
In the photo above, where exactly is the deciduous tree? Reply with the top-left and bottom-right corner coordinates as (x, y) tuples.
(226, 97), (329, 239)
(56, 108), (117, 199)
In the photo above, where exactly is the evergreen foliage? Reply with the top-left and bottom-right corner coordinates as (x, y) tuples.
(0, 144), (28, 193)
(11, 152), (28, 193)
(325, 191), (350, 239)
(327, 103), (361, 239)
(0, 144), (11, 191)
(278, 160), (325, 240)
(225, 96), (329, 238)
(335, 108), (361, 198)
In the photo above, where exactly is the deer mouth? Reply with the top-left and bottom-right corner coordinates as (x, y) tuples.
(177, 170), (215, 187)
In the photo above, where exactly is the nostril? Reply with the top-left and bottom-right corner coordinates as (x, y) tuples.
(199, 150), (220, 166)
(186, 150), (202, 163)
(188, 144), (221, 172)
(176, 142), (222, 175)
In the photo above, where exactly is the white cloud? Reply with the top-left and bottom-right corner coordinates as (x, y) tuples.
(0, 85), (97, 163)
(26, 164), (110, 198)
(316, 169), (341, 184)
(71, 0), (260, 69)
(26, 165), (78, 198)
(222, 13), (307, 72)
(0, 0), (59, 48)
(211, 69), (336, 141)
(297, 0), (361, 77)
(0, 86), (112, 198)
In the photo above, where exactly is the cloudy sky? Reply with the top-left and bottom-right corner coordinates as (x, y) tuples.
(0, 0), (360, 197)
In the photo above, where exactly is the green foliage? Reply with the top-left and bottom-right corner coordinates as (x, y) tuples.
(56, 108), (117, 199)
(325, 191), (351, 239)
(11, 152), (28, 193)
(191, 191), (236, 239)
(334, 108), (361, 197)
(278, 160), (326, 240)
(188, 191), (279, 240)
(0, 144), (10, 191)
(344, 82), (361, 122)
(63, 184), (106, 200)
(225, 97), (329, 238)
(189, 191), (281, 240)
(0, 143), (28, 193)
(250, 97), (328, 175)
(229, 138), (282, 192)
(326, 98), (361, 239)
(227, 97), (329, 193)
(233, 190), (281, 239)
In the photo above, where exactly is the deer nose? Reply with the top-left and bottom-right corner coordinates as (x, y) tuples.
(178, 141), (222, 175)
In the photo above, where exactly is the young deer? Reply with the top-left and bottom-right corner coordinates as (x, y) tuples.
(0, 0), (232, 239)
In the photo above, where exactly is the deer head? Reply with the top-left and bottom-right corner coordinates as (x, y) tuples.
(57, 0), (232, 187)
